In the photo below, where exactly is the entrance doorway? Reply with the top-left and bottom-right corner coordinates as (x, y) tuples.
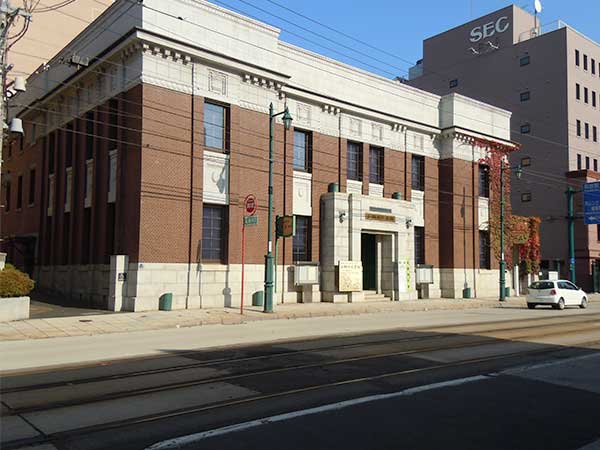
(361, 233), (377, 290)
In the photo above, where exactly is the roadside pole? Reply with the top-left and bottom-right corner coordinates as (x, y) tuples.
(241, 194), (257, 315)
(566, 187), (577, 283)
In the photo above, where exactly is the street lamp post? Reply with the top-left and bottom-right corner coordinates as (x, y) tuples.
(264, 103), (292, 313)
(499, 161), (523, 302)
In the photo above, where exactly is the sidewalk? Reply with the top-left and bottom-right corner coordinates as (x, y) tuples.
(0, 296), (524, 342)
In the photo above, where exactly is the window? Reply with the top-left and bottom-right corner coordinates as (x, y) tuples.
(521, 192), (532, 202)
(520, 123), (531, 134)
(479, 231), (490, 270)
(293, 216), (311, 262)
(411, 155), (425, 191)
(586, 156), (590, 169)
(479, 164), (490, 198)
(577, 154), (582, 170)
(585, 123), (590, 139)
(293, 130), (311, 172)
(28, 168), (35, 206)
(414, 226), (425, 265)
(584, 54), (588, 71)
(369, 146), (384, 184)
(577, 120), (582, 137)
(593, 59), (597, 75)
(16, 175), (23, 210)
(19, 134), (24, 153)
(521, 156), (531, 167)
(203, 102), (228, 151)
(66, 123), (73, 168)
(593, 91), (597, 108)
(202, 205), (227, 262)
(108, 99), (118, 144)
(594, 126), (598, 142)
(576, 83), (581, 100)
(347, 142), (363, 181)
(595, 159), (598, 172)
(449, 79), (458, 89)
(519, 55), (530, 66)
(597, 224), (600, 241)
(576, 49), (580, 66)
(85, 111), (94, 160)
(4, 180), (11, 212)
(584, 87), (589, 104)
(520, 91), (530, 102)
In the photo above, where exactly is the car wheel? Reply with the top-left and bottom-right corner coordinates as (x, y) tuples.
(580, 297), (588, 309)
(556, 298), (565, 310)
(527, 303), (536, 309)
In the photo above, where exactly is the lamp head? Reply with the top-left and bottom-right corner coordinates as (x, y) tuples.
(282, 107), (293, 131)
(515, 164), (523, 180)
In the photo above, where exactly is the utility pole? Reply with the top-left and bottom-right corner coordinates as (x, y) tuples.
(0, 0), (30, 241)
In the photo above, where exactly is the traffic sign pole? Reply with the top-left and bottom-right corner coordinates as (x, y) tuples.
(241, 221), (246, 315)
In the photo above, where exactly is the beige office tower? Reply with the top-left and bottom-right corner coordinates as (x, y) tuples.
(7, 0), (112, 78)
(409, 4), (600, 290)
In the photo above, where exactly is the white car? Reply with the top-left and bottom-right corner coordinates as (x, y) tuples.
(527, 280), (588, 310)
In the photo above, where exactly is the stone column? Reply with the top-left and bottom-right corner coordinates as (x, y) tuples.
(108, 255), (128, 311)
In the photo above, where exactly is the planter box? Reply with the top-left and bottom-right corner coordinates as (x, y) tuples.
(0, 296), (30, 322)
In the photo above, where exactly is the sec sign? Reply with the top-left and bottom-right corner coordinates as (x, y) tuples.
(469, 16), (510, 43)
(244, 194), (257, 216)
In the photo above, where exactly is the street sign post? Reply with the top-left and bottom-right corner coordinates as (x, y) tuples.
(241, 194), (258, 315)
(584, 182), (600, 224)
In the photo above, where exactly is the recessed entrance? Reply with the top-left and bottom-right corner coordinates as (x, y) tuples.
(361, 233), (377, 291)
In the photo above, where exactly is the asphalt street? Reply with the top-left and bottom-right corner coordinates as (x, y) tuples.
(1, 305), (600, 450)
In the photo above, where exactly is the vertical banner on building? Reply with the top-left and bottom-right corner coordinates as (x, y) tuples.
(583, 182), (600, 224)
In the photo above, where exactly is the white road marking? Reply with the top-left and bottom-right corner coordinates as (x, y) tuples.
(145, 375), (489, 449)
(576, 438), (600, 450)
(501, 352), (600, 375)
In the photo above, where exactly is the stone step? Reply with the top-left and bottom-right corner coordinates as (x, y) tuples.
(363, 292), (389, 301)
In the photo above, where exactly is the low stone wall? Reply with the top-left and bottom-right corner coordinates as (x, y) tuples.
(0, 296), (30, 322)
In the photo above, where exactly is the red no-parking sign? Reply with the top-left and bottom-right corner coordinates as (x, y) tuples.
(244, 194), (257, 216)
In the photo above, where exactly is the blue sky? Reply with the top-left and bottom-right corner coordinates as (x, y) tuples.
(211, 0), (600, 79)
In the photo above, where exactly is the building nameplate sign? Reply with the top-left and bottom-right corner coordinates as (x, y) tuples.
(365, 212), (396, 223)
(338, 261), (362, 292)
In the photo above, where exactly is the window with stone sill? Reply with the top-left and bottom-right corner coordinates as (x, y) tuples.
(293, 129), (312, 172)
(414, 226), (425, 265)
(203, 101), (229, 152)
(369, 146), (384, 185)
(347, 141), (363, 181)
(411, 155), (425, 191)
(479, 164), (490, 198)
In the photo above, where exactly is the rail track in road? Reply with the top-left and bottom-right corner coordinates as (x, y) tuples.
(2, 313), (600, 450)
(4, 312), (600, 395)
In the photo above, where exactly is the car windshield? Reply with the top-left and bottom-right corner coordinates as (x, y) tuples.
(529, 281), (554, 290)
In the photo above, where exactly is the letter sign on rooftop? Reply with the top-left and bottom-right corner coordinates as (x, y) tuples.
(469, 16), (510, 43)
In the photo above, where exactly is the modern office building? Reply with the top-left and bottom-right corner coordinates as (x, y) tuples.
(409, 4), (600, 290)
(2, 0), (519, 311)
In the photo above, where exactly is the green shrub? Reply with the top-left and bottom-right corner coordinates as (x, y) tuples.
(0, 265), (35, 298)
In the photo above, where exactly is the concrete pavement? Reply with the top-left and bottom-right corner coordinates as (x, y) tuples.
(1, 299), (597, 373)
(1, 296), (529, 342)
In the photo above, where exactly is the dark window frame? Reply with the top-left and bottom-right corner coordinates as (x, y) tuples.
(16, 174), (23, 210)
(521, 157), (531, 167)
(520, 123), (531, 134)
(576, 83), (581, 100)
(521, 192), (532, 202)
(411, 155), (425, 191)
(577, 120), (582, 137)
(293, 129), (312, 172)
(414, 226), (425, 265)
(479, 230), (491, 270)
(584, 54), (589, 71)
(577, 154), (582, 170)
(203, 101), (230, 152)
(449, 79), (458, 89)
(347, 141), (363, 182)
(575, 49), (580, 66)
(585, 122), (590, 140)
(479, 164), (490, 198)
(520, 91), (530, 102)
(584, 87), (589, 103)
(5, 180), (11, 212)
(202, 204), (228, 263)
(519, 55), (530, 66)
(28, 168), (35, 206)
(293, 215), (312, 262)
(369, 145), (384, 185)
(586, 156), (590, 169)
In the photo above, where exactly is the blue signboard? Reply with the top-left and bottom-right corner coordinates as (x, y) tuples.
(583, 182), (600, 224)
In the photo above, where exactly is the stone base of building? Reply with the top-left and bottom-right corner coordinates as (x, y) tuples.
(439, 268), (514, 299)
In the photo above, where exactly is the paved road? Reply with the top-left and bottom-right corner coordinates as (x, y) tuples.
(1, 307), (600, 450)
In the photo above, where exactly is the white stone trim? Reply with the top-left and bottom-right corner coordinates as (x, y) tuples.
(347, 179), (362, 195)
(478, 197), (489, 230)
(368, 183), (384, 198)
(293, 171), (312, 216)
(203, 150), (230, 205)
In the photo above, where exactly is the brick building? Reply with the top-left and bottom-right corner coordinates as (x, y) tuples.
(2, 0), (518, 311)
